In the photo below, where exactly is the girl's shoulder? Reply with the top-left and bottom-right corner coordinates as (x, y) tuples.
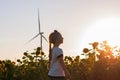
(53, 47), (63, 54)
(53, 47), (62, 51)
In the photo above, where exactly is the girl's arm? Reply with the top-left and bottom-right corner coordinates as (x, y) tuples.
(59, 55), (71, 80)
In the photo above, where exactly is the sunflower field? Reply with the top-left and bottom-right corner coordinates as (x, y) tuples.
(1, 41), (120, 80)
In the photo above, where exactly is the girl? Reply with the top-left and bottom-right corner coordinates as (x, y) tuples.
(48, 30), (71, 80)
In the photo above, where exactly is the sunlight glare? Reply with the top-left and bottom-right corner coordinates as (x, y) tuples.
(81, 17), (120, 49)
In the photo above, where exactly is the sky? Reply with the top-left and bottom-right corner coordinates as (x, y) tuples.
(1, 0), (120, 61)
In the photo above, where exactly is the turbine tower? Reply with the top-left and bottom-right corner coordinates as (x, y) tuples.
(26, 9), (47, 52)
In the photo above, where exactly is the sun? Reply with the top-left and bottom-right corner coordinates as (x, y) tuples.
(80, 17), (120, 56)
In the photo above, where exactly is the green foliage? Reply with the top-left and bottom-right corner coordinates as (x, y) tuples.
(1, 41), (120, 80)
(0, 60), (15, 80)
(0, 47), (49, 80)
(82, 41), (120, 80)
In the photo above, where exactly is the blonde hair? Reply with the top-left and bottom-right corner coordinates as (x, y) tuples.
(49, 30), (61, 61)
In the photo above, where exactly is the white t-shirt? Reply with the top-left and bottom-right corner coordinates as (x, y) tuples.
(48, 47), (65, 77)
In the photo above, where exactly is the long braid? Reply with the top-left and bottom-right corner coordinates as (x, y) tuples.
(48, 30), (59, 67)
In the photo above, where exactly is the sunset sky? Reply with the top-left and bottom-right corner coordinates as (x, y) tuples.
(1, 0), (120, 61)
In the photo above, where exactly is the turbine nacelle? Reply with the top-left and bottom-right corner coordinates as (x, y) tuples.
(25, 9), (48, 52)
(40, 32), (44, 34)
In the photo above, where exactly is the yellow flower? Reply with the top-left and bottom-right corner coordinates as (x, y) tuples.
(92, 42), (99, 49)
(83, 48), (89, 53)
(40, 52), (44, 56)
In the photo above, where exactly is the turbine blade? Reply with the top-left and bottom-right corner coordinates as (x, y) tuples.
(41, 34), (48, 42)
(38, 9), (41, 33)
(25, 33), (40, 44)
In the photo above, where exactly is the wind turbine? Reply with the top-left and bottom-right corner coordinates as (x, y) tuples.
(26, 9), (48, 52)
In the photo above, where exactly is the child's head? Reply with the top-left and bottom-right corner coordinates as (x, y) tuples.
(49, 30), (63, 61)
(49, 30), (63, 45)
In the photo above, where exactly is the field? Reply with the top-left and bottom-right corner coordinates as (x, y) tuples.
(0, 41), (120, 80)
